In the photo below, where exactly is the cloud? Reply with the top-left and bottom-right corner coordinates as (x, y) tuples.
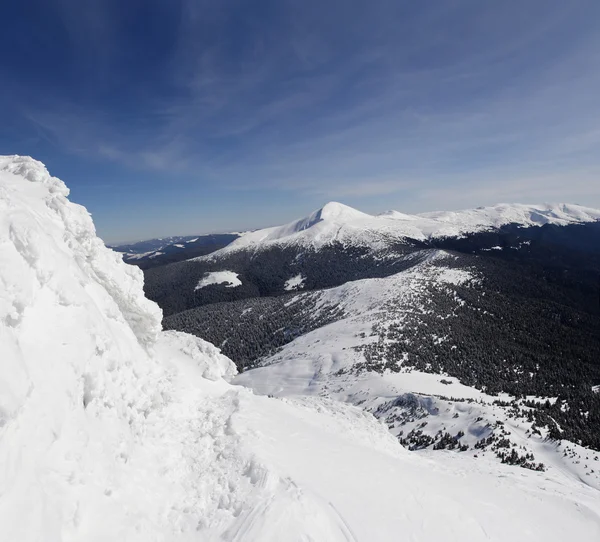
(14, 0), (600, 214)
(254, 176), (418, 199)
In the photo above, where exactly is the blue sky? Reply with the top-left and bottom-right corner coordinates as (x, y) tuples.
(1, 0), (599, 243)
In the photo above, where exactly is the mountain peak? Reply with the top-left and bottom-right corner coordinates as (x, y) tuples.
(311, 201), (371, 224)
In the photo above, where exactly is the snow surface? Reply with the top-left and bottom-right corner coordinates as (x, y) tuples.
(202, 201), (600, 257)
(195, 270), (242, 290)
(284, 273), (306, 291)
(1, 156), (599, 541)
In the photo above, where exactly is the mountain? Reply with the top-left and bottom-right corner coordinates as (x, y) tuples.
(226, 201), (375, 249)
(2, 155), (600, 540)
(111, 233), (241, 269)
(214, 201), (600, 254)
(120, 201), (600, 278)
(109, 235), (196, 254)
(143, 200), (600, 317)
(417, 202), (600, 229)
(158, 201), (600, 467)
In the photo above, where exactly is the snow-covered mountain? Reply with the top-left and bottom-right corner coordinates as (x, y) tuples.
(144, 198), (600, 318)
(3, 155), (599, 540)
(209, 201), (600, 255)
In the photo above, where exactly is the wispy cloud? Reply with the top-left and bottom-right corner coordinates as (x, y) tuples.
(9, 0), (600, 239)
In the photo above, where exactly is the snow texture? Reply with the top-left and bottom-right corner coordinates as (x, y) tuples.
(1, 156), (599, 541)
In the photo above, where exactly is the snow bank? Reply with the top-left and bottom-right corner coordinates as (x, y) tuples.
(0, 156), (239, 540)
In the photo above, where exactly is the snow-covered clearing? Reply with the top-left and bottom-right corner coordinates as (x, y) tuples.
(284, 273), (306, 291)
(195, 270), (241, 290)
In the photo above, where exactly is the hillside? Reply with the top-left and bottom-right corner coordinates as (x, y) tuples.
(166, 245), (600, 449)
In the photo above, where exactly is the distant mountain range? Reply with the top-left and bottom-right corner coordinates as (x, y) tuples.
(110, 233), (240, 269)
(114, 202), (600, 269)
(211, 201), (600, 254)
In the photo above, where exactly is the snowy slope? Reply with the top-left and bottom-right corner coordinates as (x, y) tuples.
(414, 202), (600, 235)
(234, 253), (483, 397)
(216, 201), (385, 251)
(205, 201), (600, 257)
(1, 155), (599, 541)
(234, 255), (600, 489)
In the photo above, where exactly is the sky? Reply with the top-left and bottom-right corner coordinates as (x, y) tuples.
(1, 0), (600, 243)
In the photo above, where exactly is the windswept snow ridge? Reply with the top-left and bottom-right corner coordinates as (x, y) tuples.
(1, 156), (599, 541)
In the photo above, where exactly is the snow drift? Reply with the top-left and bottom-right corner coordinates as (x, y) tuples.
(0, 155), (236, 540)
(1, 156), (599, 541)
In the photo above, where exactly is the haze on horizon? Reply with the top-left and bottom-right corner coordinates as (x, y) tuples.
(1, 0), (599, 243)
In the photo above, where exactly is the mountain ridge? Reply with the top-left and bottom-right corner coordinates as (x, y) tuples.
(202, 201), (600, 258)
